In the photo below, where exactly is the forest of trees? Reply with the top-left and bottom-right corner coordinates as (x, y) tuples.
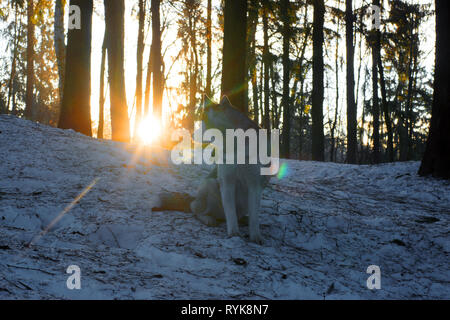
(0, 0), (448, 178)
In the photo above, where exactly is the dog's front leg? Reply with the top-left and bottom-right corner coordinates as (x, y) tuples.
(248, 185), (263, 244)
(219, 176), (240, 237)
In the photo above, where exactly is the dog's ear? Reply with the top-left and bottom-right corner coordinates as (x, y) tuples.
(220, 95), (232, 107)
(203, 94), (214, 108)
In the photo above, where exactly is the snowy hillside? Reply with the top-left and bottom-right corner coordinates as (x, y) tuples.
(0, 114), (448, 299)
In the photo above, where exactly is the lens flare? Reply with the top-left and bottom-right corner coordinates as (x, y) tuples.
(137, 115), (161, 145)
(277, 162), (288, 179)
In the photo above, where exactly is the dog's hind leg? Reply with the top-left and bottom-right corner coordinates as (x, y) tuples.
(248, 184), (263, 244)
(219, 176), (240, 237)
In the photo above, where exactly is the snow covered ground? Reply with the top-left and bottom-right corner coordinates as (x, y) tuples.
(0, 114), (448, 299)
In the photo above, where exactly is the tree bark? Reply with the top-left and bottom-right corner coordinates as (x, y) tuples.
(58, 0), (93, 136)
(270, 60), (279, 129)
(405, 25), (418, 160)
(98, 33), (106, 140)
(104, 0), (129, 142)
(281, 0), (291, 159)
(206, 0), (212, 97)
(419, 0), (450, 179)
(144, 44), (153, 118)
(135, 0), (146, 139)
(24, 0), (35, 120)
(311, 0), (325, 161)
(346, 0), (357, 164)
(248, 0), (259, 124)
(296, 5), (310, 160)
(332, 16), (340, 162)
(54, 0), (66, 104)
(189, 7), (200, 132)
(151, 0), (163, 121)
(378, 53), (394, 162)
(262, 0), (270, 129)
(221, 0), (247, 113)
(7, 3), (20, 114)
(371, 0), (381, 163)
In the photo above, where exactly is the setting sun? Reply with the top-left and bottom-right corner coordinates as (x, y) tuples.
(137, 115), (161, 145)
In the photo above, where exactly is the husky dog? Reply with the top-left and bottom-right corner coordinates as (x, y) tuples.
(201, 95), (271, 243)
(153, 95), (271, 243)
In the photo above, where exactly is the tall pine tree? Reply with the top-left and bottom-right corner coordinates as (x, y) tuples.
(419, 0), (450, 179)
(311, 0), (325, 161)
(221, 0), (247, 113)
(58, 0), (93, 136)
(104, 0), (129, 142)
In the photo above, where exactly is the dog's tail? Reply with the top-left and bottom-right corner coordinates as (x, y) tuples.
(152, 192), (194, 213)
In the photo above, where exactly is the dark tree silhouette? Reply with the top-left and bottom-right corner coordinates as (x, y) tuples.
(144, 44), (153, 118)
(311, 0), (325, 161)
(98, 33), (106, 140)
(206, 0), (212, 97)
(346, 0), (357, 164)
(151, 0), (163, 121)
(135, 0), (146, 137)
(58, 0), (93, 136)
(371, 0), (381, 164)
(24, 0), (35, 120)
(221, 0), (247, 113)
(419, 0), (450, 179)
(281, 0), (291, 158)
(262, 0), (270, 129)
(54, 0), (65, 103)
(104, 0), (129, 142)
(378, 48), (394, 162)
(247, 1), (259, 124)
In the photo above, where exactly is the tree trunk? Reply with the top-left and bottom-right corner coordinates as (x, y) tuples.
(298, 71), (307, 159)
(410, 51), (419, 158)
(371, 0), (381, 163)
(259, 58), (264, 125)
(311, 0), (325, 161)
(135, 0), (146, 139)
(405, 25), (418, 160)
(346, 0), (357, 164)
(296, 5), (310, 160)
(281, 0), (291, 159)
(151, 0), (163, 121)
(98, 34), (107, 140)
(359, 71), (368, 163)
(144, 44), (153, 118)
(270, 61), (279, 129)
(104, 0), (129, 142)
(24, 0), (35, 120)
(58, 0), (93, 136)
(332, 17), (340, 162)
(378, 53), (394, 162)
(355, 8), (364, 109)
(206, 0), (212, 97)
(221, 0), (247, 113)
(7, 3), (20, 113)
(247, 0), (259, 124)
(419, 0), (450, 179)
(262, 0), (270, 129)
(190, 9), (200, 132)
(54, 0), (66, 104)
(371, 56), (380, 163)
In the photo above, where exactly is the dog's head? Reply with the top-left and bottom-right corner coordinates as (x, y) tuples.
(200, 95), (259, 133)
